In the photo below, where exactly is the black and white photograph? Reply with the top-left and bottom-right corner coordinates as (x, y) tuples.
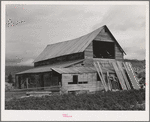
(1, 1), (149, 121)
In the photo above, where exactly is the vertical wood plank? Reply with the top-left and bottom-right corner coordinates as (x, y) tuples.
(94, 62), (107, 91)
(106, 71), (112, 91)
(124, 62), (140, 89)
(128, 62), (139, 83)
(117, 61), (131, 90)
(15, 75), (18, 89)
(26, 78), (28, 89)
(97, 61), (108, 91)
(112, 62), (127, 90)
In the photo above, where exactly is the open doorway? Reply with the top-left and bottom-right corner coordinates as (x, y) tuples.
(93, 41), (115, 59)
(51, 71), (62, 86)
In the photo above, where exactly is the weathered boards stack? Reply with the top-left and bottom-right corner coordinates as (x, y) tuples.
(15, 25), (140, 94)
(94, 61), (140, 91)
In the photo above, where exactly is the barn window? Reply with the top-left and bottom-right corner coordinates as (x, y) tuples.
(93, 41), (115, 59)
(78, 81), (88, 84)
(68, 75), (78, 84)
(73, 75), (78, 84)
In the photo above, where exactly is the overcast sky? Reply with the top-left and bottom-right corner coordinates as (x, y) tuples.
(5, 3), (147, 66)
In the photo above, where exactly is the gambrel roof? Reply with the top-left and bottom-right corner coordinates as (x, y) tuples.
(34, 25), (126, 63)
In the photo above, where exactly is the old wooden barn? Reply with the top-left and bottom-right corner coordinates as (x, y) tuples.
(15, 25), (140, 94)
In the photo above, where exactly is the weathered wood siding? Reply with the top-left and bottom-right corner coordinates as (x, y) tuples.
(84, 27), (124, 60)
(84, 42), (93, 59)
(94, 28), (114, 42)
(66, 61), (84, 67)
(61, 73), (104, 93)
(115, 44), (124, 59)
(34, 52), (84, 67)
(83, 58), (123, 69)
(83, 58), (94, 67)
(34, 27), (123, 68)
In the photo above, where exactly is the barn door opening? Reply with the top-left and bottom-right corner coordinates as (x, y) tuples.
(93, 41), (115, 59)
(51, 71), (62, 86)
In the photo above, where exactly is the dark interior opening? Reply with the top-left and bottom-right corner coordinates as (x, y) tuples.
(93, 41), (115, 59)
(73, 75), (78, 84)
(97, 74), (100, 81)
(68, 75), (78, 84)
(51, 71), (61, 86)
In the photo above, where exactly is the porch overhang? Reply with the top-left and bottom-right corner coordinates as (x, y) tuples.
(16, 59), (84, 75)
(16, 66), (52, 75)
(52, 67), (115, 74)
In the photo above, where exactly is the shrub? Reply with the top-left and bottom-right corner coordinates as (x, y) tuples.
(5, 89), (145, 110)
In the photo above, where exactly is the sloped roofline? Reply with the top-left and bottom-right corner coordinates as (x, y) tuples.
(16, 59), (84, 75)
(46, 25), (105, 47)
(34, 25), (126, 63)
(104, 25), (126, 55)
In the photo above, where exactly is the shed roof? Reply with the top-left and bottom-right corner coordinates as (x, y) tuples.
(52, 67), (96, 74)
(16, 59), (84, 75)
(52, 67), (115, 74)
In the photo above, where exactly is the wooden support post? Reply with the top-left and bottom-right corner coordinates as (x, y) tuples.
(117, 61), (131, 90)
(106, 71), (112, 91)
(15, 75), (18, 89)
(97, 62), (108, 91)
(112, 62), (127, 90)
(123, 62), (140, 89)
(123, 62), (134, 89)
(26, 78), (28, 89)
(18, 76), (21, 89)
(94, 62), (107, 91)
(128, 62), (139, 84)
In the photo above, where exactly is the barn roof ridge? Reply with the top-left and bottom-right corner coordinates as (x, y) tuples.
(46, 25), (106, 47)
(34, 25), (125, 63)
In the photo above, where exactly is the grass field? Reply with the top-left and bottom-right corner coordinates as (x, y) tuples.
(5, 89), (145, 110)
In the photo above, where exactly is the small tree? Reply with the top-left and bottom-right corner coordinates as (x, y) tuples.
(8, 73), (13, 84)
(137, 70), (145, 89)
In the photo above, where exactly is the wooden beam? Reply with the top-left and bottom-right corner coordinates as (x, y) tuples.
(15, 75), (17, 89)
(26, 91), (52, 96)
(94, 62), (107, 91)
(123, 62), (140, 89)
(112, 62), (127, 90)
(97, 62), (108, 91)
(26, 78), (28, 89)
(117, 61), (131, 90)
(106, 71), (112, 91)
(11, 86), (61, 92)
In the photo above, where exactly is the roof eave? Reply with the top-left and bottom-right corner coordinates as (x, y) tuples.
(104, 25), (126, 55)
